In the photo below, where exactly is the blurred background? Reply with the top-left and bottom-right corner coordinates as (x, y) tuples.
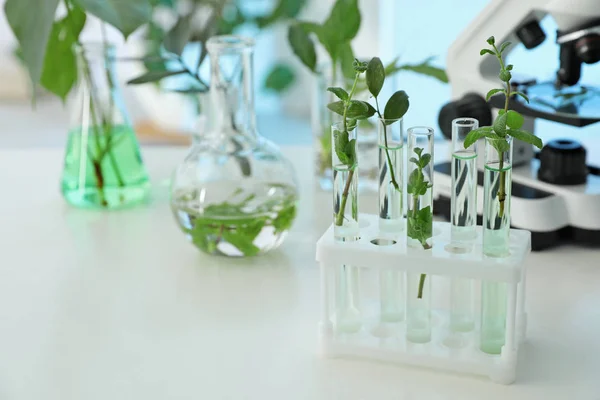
(1, 0), (599, 148)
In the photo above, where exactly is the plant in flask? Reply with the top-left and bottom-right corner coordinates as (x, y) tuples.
(463, 36), (543, 355)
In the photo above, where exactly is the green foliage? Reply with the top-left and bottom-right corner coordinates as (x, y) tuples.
(407, 147), (433, 249)
(127, 69), (188, 85)
(366, 57), (384, 97)
(338, 43), (356, 80)
(40, 5), (86, 100)
(4, 0), (151, 99)
(390, 56), (449, 83)
(486, 88), (504, 101)
(257, 0), (307, 28)
(162, 13), (192, 56)
(327, 87), (349, 101)
(4, 0), (60, 85)
(288, 24), (317, 72)
(383, 90), (410, 122)
(463, 126), (494, 148)
(468, 36), (543, 153)
(507, 129), (543, 149)
(185, 191), (297, 257)
(264, 63), (296, 92)
(74, 0), (152, 38)
(287, 0), (360, 75)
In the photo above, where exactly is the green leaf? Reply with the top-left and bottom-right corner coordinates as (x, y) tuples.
(366, 57), (385, 98)
(499, 41), (512, 53)
(257, 0), (307, 28)
(409, 157), (419, 165)
(327, 87), (349, 101)
(345, 138), (357, 166)
(487, 36), (495, 45)
(463, 126), (494, 148)
(507, 129), (543, 149)
(346, 118), (357, 130)
(344, 100), (369, 119)
(222, 230), (261, 257)
(506, 64), (514, 71)
(4, 0), (60, 85)
(506, 110), (524, 129)
(264, 63), (295, 92)
(327, 101), (345, 116)
(493, 112), (508, 136)
(333, 128), (350, 165)
(498, 109), (506, 116)
(162, 13), (192, 56)
(287, 24), (317, 72)
(40, 6), (86, 100)
(499, 70), (512, 82)
(480, 49), (494, 56)
(323, 0), (360, 44)
(489, 138), (511, 154)
(486, 88), (505, 101)
(512, 91), (530, 103)
(383, 90), (410, 122)
(360, 101), (377, 119)
(407, 169), (424, 195)
(414, 147), (423, 157)
(338, 42), (355, 80)
(419, 153), (432, 169)
(75, 0), (152, 38)
(127, 69), (187, 84)
(273, 203), (297, 234)
(394, 57), (448, 83)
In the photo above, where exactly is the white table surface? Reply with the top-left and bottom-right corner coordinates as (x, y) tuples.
(0, 146), (599, 400)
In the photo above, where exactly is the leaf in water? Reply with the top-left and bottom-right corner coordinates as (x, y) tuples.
(345, 138), (357, 166)
(163, 13), (192, 56)
(366, 57), (385, 98)
(264, 63), (295, 92)
(288, 24), (317, 72)
(273, 203), (297, 234)
(40, 6), (86, 100)
(4, 0), (60, 84)
(419, 153), (431, 169)
(384, 90), (409, 122)
(333, 128), (350, 165)
(222, 230), (262, 257)
(75, 0), (152, 38)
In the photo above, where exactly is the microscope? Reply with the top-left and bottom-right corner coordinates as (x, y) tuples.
(435, 0), (600, 250)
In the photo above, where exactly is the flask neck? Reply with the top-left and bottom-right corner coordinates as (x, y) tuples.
(72, 42), (127, 126)
(206, 36), (257, 140)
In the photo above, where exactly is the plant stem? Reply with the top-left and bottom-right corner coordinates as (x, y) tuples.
(335, 168), (355, 226)
(334, 72), (360, 227)
(375, 97), (400, 192)
(411, 174), (429, 298)
(492, 42), (512, 219)
(417, 273), (427, 299)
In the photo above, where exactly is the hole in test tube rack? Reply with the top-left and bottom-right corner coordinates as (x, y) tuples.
(371, 238), (397, 246)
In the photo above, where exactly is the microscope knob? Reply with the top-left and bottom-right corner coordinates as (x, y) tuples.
(516, 20), (546, 50)
(575, 34), (600, 64)
(538, 139), (588, 185)
(438, 93), (492, 139)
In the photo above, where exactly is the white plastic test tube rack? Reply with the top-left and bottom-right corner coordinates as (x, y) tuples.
(316, 214), (530, 384)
